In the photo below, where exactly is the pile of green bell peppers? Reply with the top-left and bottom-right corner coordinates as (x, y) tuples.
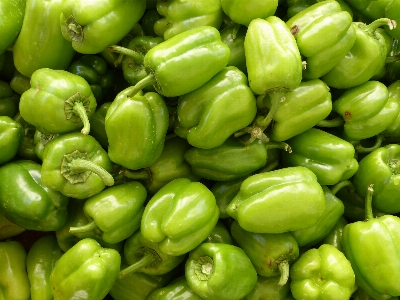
(2, 0), (400, 299)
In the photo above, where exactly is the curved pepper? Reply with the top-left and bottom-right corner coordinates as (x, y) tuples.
(0, 116), (23, 165)
(185, 243), (258, 300)
(226, 166), (326, 233)
(343, 185), (400, 299)
(69, 181), (147, 244)
(141, 178), (219, 256)
(12, 0), (76, 77)
(41, 132), (114, 199)
(60, 0), (146, 54)
(0, 160), (70, 231)
(154, 0), (224, 40)
(175, 66), (257, 149)
(105, 89), (169, 171)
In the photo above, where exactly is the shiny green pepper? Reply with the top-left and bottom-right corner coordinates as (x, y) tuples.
(147, 276), (203, 300)
(0, 116), (23, 165)
(0, 0), (26, 55)
(0, 213), (25, 241)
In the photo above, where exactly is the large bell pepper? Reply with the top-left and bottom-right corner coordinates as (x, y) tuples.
(343, 184), (400, 299)
(141, 178), (219, 256)
(60, 0), (146, 54)
(0, 0), (26, 55)
(185, 242), (258, 300)
(0, 116), (23, 165)
(69, 181), (147, 244)
(0, 240), (31, 300)
(290, 244), (356, 300)
(41, 132), (114, 199)
(26, 234), (63, 300)
(154, 0), (224, 40)
(50, 238), (121, 300)
(0, 160), (70, 231)
(19, 68), (97, 136)
(226, 166), (326, 233)
(174, 66), (257, 149)
(12, 0), (76, 77)
(105, 89), (169, 171)
(0, 80), (19, 118)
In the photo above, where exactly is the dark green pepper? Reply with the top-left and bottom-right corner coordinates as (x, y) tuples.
(0, 80), (19, 118)
(203, 220), (233, 245)
(141, 9), (162, 37)
(220, 24), (247, 74)
(0, 116), (23, 165)
(0, 160), (70, 231)
(147, 276), (202, 300)
(211, 178), (244, 219)
(13, 113), (39, 162)
(320, 216), (348, 253)
(88, 102), (111, 150)
(244, 275), (292, 300)
(9, 70), (31, 95)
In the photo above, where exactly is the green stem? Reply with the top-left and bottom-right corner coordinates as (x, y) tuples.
(330, 180), (354, 195)
(278, 261), (290, 286)
(108, 45), (145, 64)
(121, 168), (150, 180)
(118, 253), (156, 279)
(316, 116), (344, 128)
(230, 23), (241, 39)
(265, 141), (292, 153)
(73, 101), (91, 135)
(365, 18), (396, 34)
(127, 74), (156, 98)
(355, 134), (383, 153)
(69, 220), (98, 234)
(365, 184), (374, 220)
(69, 158), (114, 186)
(256, 91), (285, 128)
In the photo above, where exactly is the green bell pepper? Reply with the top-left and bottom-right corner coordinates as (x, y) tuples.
(286, 0), (356, 80)
(154, 0), (224, 40)
(211, 178), (244, 219)
(141, 178), (219, 256)
(320, 216), (348, 253)
(147, 276), (202, 300)
(128, 26), (231, 98)
(321, 18), (396, 89)
(9, 70), (31, 95)
(0, 240), (30, 300)
(281, 128), (359, 185)
(174, 66), (257, 149)
(220, 24), (247, 74)
(41, 132), (114, 199)
(13, 113), (39, 162)
(0, 0), (26, 55)
(26, 234), (63, 300)
(203, 220), (233, 245)
(0, 213), (25, 241)
(33, 130), (60, 161)
(290, 244), (355, 300)
(0, 160), (70, 231)
(119, 229), (186, 278)
(244, 275), (292, 300)
(0, 80), (19, 118)
(19, 68), (97, 135)
(60, 0), (146, 54)
(88, 102), (111, 150)
(69, 181), (147, 244)
(231, 220), (299, 286)
(12, 0), (76, 77)
(385, 0), (400, 39)
(343, 184), (400, 299)
(0, 116), (23, 165)
(141, 9), (162, 37)
(50, 238), (121, 300)
(105, 89), (169, 171)
(381, 80), (400, 143)
(185, 242), (258, 300)
(226, 166), (326, 233)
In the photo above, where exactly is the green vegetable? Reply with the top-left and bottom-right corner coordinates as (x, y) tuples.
(0, 116), (23, 165)
(0, 80), (19, 118)
(0, 0), (26, 55)
(147, 276), (203, 300)
(0, 213), (25, 241)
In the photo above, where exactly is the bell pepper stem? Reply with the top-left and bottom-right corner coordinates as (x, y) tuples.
(73, 101), (91, 135)
(256, 91), (285, 128)
(316, 116), (344, 128)
(234, 126), (270, 145)
(68, 158), (114, 186)
(365, 184), (374, 220)
(278, 260), (290, 286)
(118, 253), (156, 279)
(330, 180), (354, 195)
(265, 141), (292, 153)
(127, 74), (156, 98)
(354, 134), (383, 153)
(107, 45), (145, 64)
(364, 18), (396, 35)
(69, 220), (98, 234)
(120, 168), (150, 180)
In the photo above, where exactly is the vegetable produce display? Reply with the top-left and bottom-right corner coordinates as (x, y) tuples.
(2, 0), (400, 299)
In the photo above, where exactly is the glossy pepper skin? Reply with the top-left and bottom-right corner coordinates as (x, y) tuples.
(290, 244), (355, 300)
(343, 185), (400, 299)
(141, 178), (219, 256)
(60, 0), (146, 54)
(19, 68), (97, 136)
(0, 160), (69, 231)
(154, 0), (224, 40)
(105, 89), (169, 171)
(231, 220), (299, 286)
(185, 243), (258, 300)
(41, 132), (114, 199)
(320, 216), (348, 253)
(69, 181), (147, 244)
(321, 18), (395, 89)
(50, 238), (121, 300)
(0, 80), (19, 118)
(12, 0), (76, 78)
(0, 241), (30, 300)
(332, 80), (400, 141)
(147, 276), (202, 300)
(0, 0), (26, 55)
(0, 116), (23, 165)
(26, 234), (63, 300)
(282, 128), (359, 185)
(227, 166), (326, 233)
(258, 79), (332, 141)
(13, 113), (40, 163)
(204, 220), (233, 245)
(175, 67), (257, 149)
(130, 26), (231, 98)
(286, 0), (355, 80)
(352, 144), (400, 213)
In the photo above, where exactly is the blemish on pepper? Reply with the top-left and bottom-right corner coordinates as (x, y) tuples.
(290, 25), (299, 36)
